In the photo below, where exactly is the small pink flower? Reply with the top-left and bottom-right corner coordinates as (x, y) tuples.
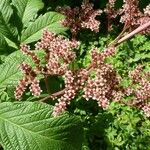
(29, 79), (42, 97)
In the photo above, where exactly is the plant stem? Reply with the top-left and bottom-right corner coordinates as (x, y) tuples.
(116, 21), (150, 46)
(109, 24), (128, 46)
(40, 88), (67, 102)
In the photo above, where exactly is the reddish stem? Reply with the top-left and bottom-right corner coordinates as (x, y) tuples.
(40, 88), (67, 102)
(116, 21), (150, 45)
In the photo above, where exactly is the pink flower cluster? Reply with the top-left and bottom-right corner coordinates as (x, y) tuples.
(16, 31), (150, 118)
(119, 1), (150, 34)
(120, 0), (140, 26)
(35, 29), (79, 75)
(104, 0), (150, 34)
(53, 68), (89, 116)
(53, 46), (120, 115)
(142, 105), (150, 117)
(129, 65), (143, 83)
(15, 63), (42, 99)
(20, 44), (42, 71)
(137, 4), (150, 34)
(91, 47), (116, 67)
(144, 4), (150, 16)
(105, 0), (118, 16)
(83, 48), (120, 109)
(126, 66), (150, 117)
(53, 71), (76, 116)
(57, 0), (102, 38)
(15, 30), (79, 100)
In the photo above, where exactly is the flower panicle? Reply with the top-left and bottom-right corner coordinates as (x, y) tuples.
(57, 0), (102, 37)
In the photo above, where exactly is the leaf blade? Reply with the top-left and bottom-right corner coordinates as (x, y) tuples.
(21, 12), (66, 44)
(0, 102), (83, 150)
(0, 0), (13, 23)
(0, 61), (22, 92)
(0, 34), (9, 52)
(12, 0), (44, 27)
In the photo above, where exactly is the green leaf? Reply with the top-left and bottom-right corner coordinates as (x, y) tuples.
(5, 50), (46, 68)
(12, 0), (44, 27)
(0, 0), (13, 23)
(0, 0), (18, 42)
(0, 34), (9, 52)
(4, 37), (18, 50)
(128, 53), (150, 63)
(21, 12), (66, 44)
(0, 50), (31, 93)
(0, 61), (22, 92)
(0, 12), (17, 42)
(0, 50), (46, 93)
(4, 50), (30, 63)
(0, 91), (10, 102)
(0, 102), (83, 150)
(140, 41), (150, 52)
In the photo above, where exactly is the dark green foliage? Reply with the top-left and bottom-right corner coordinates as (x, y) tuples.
(0, 0), (150, 150)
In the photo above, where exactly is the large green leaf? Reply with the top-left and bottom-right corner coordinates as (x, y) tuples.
(0, 12), (17, 42)
(0, 102), (83, 150)
(0, 0), (13, 23)
(0, 61), (22, 92)
(0, 50), (45, 94)
(0, 1), (18, 42)
(0, 50), (32, 92)
(21, 12), (66, 43)
(12, 0), (44, 27)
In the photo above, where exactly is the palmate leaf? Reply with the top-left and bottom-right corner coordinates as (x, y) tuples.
(0, 102), (83, 150)
(21, 12), (66, 44)
(12, 0), (44, 27)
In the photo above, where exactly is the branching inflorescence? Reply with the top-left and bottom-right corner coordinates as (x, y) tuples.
(104, 0), (150, 34)
(15, 29), (126, 116)
(121, 0), (150, 33)
(126, 66), (150, 117)
(57, 0), (102, 38)
(15, 30), (79, 100)
(120, 0), (140, 26)
(15, 0), (150, 117)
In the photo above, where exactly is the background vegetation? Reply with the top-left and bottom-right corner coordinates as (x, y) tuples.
(0, 0), (150, 150)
